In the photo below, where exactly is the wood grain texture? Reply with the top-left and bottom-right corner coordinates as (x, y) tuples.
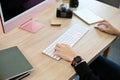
(0, 0), (120, 80)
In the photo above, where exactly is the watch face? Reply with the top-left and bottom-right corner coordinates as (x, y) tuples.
(74, 56), (82, 63)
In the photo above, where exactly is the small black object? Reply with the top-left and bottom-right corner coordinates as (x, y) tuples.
(56, 4), (73, 18)
(71, 56), (83, 67)
(69, 0), (79, 8)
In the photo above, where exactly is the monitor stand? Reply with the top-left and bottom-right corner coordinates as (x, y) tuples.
(20, 19), (44, 33)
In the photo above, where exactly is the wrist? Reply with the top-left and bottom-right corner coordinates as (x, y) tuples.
(71, 56), (84, 67)
(114, 28), (120, 36)
(117, 32), (120, 36)
(69, 54), (77, 62)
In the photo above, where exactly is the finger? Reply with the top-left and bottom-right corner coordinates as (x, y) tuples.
(100, 21), (111, 27)
(61, 43), (69, 47)
(56, 43), (68, 49)
(98, 22), (106, 26)
(98, 20), (109, 25)
(54, 46), (61, 51)
(54, 51), (61, 56)
(97, 26), (109, 33)
(56, 43), (62, 48)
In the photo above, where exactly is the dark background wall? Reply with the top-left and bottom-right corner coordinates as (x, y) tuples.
(97, 0), (120, 8)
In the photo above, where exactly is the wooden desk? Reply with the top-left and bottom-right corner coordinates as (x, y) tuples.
(0, 0), (120, 80)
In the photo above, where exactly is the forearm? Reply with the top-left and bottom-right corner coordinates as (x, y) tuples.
(116, 29), (120, 36)
(74, 62), (100, 80)
(114, 27), (120, 36)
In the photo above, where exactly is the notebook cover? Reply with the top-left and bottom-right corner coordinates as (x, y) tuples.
(9, 72), (30, 80)
(0, 46), (33, 80)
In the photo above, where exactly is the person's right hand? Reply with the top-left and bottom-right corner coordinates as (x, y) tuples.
(96, 21), (120, 36)
(54, 43), (77, 62)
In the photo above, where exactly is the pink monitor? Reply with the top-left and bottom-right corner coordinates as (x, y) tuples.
(0, 0), (56, 33)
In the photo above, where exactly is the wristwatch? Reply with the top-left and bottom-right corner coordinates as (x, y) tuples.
(71, 56), (83, 67)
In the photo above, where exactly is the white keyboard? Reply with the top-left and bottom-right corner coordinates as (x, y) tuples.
(42, 24), (89, 60)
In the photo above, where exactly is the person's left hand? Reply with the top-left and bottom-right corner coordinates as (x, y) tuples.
(54, 43), (77, 62)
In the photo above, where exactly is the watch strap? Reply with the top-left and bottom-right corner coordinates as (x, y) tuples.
(71, 56), (83, 67)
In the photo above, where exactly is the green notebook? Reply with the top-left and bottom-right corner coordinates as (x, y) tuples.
(0, 46), (33, 80)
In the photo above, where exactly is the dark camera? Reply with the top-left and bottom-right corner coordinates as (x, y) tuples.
(69, 0), (79, 8)
(56, 4), (73, 18)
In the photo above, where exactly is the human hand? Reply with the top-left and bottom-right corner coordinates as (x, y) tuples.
(95, 21), (120, 36)
(54, 43), (77, 62)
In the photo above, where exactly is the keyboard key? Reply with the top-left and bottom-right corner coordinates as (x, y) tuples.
(42, 24), (89, 60)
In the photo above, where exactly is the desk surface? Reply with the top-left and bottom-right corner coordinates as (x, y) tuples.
(0, 0), (120, 80)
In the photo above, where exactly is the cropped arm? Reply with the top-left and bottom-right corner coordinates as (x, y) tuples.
(74, 62), (100, 80)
